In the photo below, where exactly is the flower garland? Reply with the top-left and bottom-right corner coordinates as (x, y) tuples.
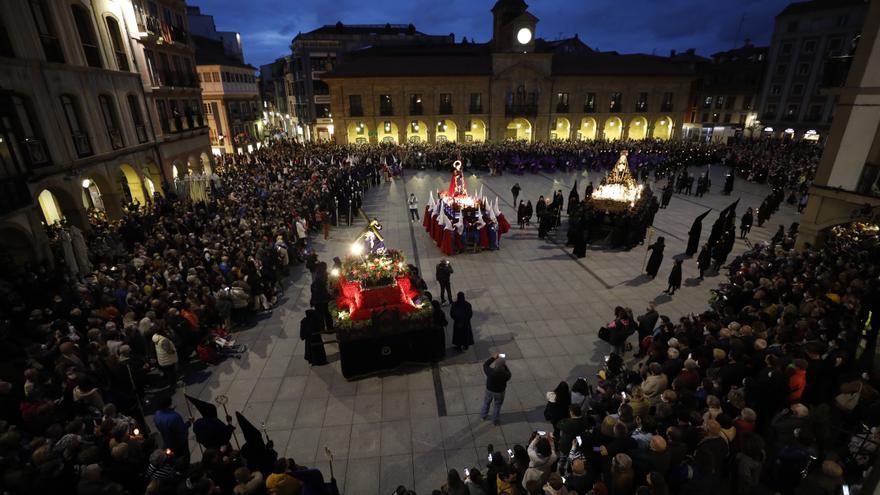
(342, 249), (409, 288)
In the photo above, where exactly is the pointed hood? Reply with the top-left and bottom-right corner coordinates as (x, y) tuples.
(235, 411), (265, 450)
(185, 395), (218, 419)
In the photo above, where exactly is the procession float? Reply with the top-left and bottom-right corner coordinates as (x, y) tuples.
(329, 212), (443, 378)
(423, 161), (511, 254)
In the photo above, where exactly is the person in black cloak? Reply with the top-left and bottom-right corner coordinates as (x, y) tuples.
(517, 200), (527, 229)
(536, 196), (547, 219)
(664, 259), (683, 295)
(661, 182), (673, 208)
(771, 224), (786, 245)
(310, 262), (333, 332)
(697, 243), (712, 280)
(645, 236), (665, 278)
(740, 207), (753, 239)
(584, 181), (594, 199)
(524, 200), (533, 226)
(723, 169), (735, 194)
(236, 411), (276, 476)
(450, 292), (474, 352)
(685, 210), (712, 256)
(424, 291), (447, 358)
(567, 181), (580, 216)
(186, 395), (234, 450)
(573, 214), (588, 259)
(300, 309), (328, 366)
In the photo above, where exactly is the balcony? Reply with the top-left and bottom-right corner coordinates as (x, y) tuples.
(438, 104), (453, 115)
(469, 105), (483, 114)
(505, 104), (538, 117)
(169, 25), (188, 44)
(72, 132), (92, 158)
(108, 128), (124, 150)
(145, 16), (162, 37)
(135, 124), (149, 143)
(24, 138), (50, 166)
(379, 105), (394, 117)
(409, 105), (423, 116)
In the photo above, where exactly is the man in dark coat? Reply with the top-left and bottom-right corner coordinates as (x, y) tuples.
(187, 395), (234, 450)
(723, 170), (735, 194)
(424, 291), (447, 358)
(645, 237), (665, 278)
(740, 208), (754, 239)
(435, 259), (454, 304)
(300, 309), (327, 366)
(567, 182), (580, 215)
(697, 243), (712, 280)
(309, 263), (333, 331)
(511, 183), (521, 206)
(664, 259), (683, 295)
(685, 210), (711, 256)
(661, 182), (673, 208)
(450, 292), (474, 351)
(636, 304), (659, 357)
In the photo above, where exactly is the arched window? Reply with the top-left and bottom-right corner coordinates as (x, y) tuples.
(60, 94), (92, 156)
(70, 4), (102, 68)
(127, 94), (148, 143)
(98, 95), (124, 149)
(29, 0), (63, 62)
(0, 93), (50, 178)
(105, 16), (128, 71)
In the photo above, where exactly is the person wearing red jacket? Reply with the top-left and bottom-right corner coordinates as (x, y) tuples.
(788, 359), (808, 403)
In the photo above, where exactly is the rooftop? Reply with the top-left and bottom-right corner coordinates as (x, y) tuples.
(778, 0), (868, 17)
(192, 35), (256, 70)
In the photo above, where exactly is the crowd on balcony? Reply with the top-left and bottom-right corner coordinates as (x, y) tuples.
(389, 224), (879, 495)
(0, 141), (383, 495)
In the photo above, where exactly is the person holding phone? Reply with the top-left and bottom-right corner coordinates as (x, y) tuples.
(480, 354), (511, 426)
(522, 432), (558, 490)
(557, 404), (590, 474)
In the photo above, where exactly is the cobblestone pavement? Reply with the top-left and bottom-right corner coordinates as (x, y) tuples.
(167, 166), (799, 494)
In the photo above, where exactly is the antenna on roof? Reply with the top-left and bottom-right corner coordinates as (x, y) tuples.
(733, 13), (745, 49)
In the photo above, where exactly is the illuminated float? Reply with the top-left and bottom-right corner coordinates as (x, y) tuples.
(590, 150), (645, 213)
(423, 161), (510, 254)
(330, 211), (443, 378)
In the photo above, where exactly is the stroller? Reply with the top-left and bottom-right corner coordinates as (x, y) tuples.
(196, 328), (247, 365)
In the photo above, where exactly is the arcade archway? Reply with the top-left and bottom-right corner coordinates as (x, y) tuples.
(118, 164), (147, 205)
(506, 118), (532, 142)
(37, 189), (64, 225)
(466, 119), (487, 142)
(377, 121), (399, 143)
(347, 121), (370, 144)
(552, 117), (571, 140)
(578, 117), (597, 141)
(603, 117), (623, 141)
(406, 120), (427, 143)
(628, 116), (648, 140)
(653, 116), (673, 140)
(435, 120), (457, 143)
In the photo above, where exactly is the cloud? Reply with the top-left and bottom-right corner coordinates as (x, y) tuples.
(190, 0), (792, 67)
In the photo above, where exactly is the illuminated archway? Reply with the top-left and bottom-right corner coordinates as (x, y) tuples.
(628, 116), (648, 140)
(653, 116), (673, 140)
(603, 117), (623, 141)
(435, 119), (457, 143)
(551, 117), (571, 140)
(465, 119), (487, 142)
(578, 117), (597, 140)
(142, 161), (164, 198)
(406, 120), (427, 143)
(118, 164), (147, 205)
(80, 177), (105, 212)
(37, 189), (64, 225)
(347, 121), (370, 144)
(506, 118), (532, 142)
(377, 120), (399, 143)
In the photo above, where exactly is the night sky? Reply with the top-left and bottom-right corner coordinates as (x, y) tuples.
(191, 0), (794, 68)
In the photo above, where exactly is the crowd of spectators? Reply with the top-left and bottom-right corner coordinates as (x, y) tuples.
(395, 223), (879, 495)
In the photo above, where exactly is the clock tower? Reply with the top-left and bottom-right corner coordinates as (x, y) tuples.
(491, 0), (538, 53)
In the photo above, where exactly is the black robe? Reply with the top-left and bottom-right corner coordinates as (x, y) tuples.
(450, 299), (474, 347)
(697, 245), (712, 272)
(668, 263), (682, 290)
(645, 241), (665, 278)
(686, 210), (711, 256)
(300, 311), (327, 365)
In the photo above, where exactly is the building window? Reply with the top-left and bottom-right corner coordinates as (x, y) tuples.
(703, 96), (712, 109)
(212, 72), (220, 82)
(315, 104), (330, 118)
(379, 94), (393, 116)
(98, 95), (124, 149)
(724, 96), (735, 110)
(127, 94), (148, 143)
(71, 5), (102, 68)
(156, 99), (169, 133)
(349, 95), (363, 117)
(714, 96), (724, 109)
(105, 17), (128, 71)
(635, 92), (648, 112)
(469, 93), (482, 113)
(802, 39), (816, 54)
(60, 95), (92, 157)
(781, 43), (793, 56)
(409, 94), (423, 115)
(661, 92), (673, 112)
(439, 93), (452, 114)
(29, 0), (64, 63)
(792, 84), (804, 95)
(169, 100), (183, 131)
(701, 112), (709, 123)
(776, 64), (787, 76)
(786, 20), (798, 33)
(771, 85), (782, 95)
(609, 92), (622, 112)
(765, 103), (777, 119)
(712, 112), (720, 123)
(584, 93), (596, 113)
(556, 92), (569, 113)
(723, 113), (732, 123)
(798, 63), (810, 75)
(784, 104), (798, 120)
(828, 38), (842, 53)
(807, 104), (822, 121)
(741, 95), (753, 110)
(0, 93), (50, 168)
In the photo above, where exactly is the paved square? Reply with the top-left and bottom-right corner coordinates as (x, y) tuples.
(170, 167), (798, 494)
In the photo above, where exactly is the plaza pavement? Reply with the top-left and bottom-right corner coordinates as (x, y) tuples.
(166, 165), (799, 495)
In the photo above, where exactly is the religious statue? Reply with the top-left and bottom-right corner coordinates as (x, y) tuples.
(607, 150), (632, 184)
(451, 160), (465, 196)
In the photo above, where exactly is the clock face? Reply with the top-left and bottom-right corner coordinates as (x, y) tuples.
(516, 27), (532, 45)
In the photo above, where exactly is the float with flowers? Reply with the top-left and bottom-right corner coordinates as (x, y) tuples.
(423, 161), (511, 255)
(329, 213), (444, 378)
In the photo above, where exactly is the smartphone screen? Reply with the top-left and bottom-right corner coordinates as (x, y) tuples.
(487, 453), (493, 462)
(537, 430), (546, 436)
(576, 436), (582, 446)
(507, 449), (514, 457)
(592, 447), (602, 452)
(499, 353), (506, 358)
(464, 468), (470, 477)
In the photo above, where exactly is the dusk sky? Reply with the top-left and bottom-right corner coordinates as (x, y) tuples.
(191, 0), (795, 68)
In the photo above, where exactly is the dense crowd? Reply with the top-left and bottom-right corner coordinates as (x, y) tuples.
(395, 224), (879, 495)
(0, 137), (836, 495)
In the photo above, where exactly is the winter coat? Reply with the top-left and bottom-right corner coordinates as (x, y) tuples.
(152, 333), (178, 367)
